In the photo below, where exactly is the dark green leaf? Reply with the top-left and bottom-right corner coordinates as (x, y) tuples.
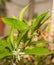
(17, 29), (29, 46)
(31, 12), (49, 34)
(41, 15), (51, 25)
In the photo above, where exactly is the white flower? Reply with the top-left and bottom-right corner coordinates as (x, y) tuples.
(14, 33), (18, 36)
(34, 38), (38, 41)
(32, 37), (38, 42)
(18, 42), (23, 49)
(12, 63), (16, 65)
(19, 52), (25, 55)
(33, 32), (38, 36)
(12, 50), (25, 61)
(18, 52), (25, 61)
(18, 49), (20, 52)
(27, 20), (31, 26)
(20, 42), (23, 44)
(18, 55), (21, 61)
(12, 51), (17, 55)
(52, 58), (54, 63)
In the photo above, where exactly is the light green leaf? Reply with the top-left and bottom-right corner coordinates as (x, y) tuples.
(2, 18), (29, 31)
(24, 46), (51, 56)
(11, 16), (17, 19)
(19, 4), (30, 21)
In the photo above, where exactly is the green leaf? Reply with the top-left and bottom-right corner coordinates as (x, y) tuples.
(0, 49), (12, 60)
(36, 39), (48, 43)
(0, 38), (13, 51)
(33, 12), (48, 25)
(8, 27), (14, 45)
(2, 18), (29, 31)
(31, 12), (49, 34)
(0, 39), (7, 50)
(17, 28), (29, 46)
(0, 38), (13, 59)
(36, 39), (48, 47)
(19, 4), (30, 21)
(41, 15), (51, 25)
(24, 46), (51, 56)
(30, 39), (48, 47)
(45, 23), (51, 34)
(11, 16), (17, 19)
